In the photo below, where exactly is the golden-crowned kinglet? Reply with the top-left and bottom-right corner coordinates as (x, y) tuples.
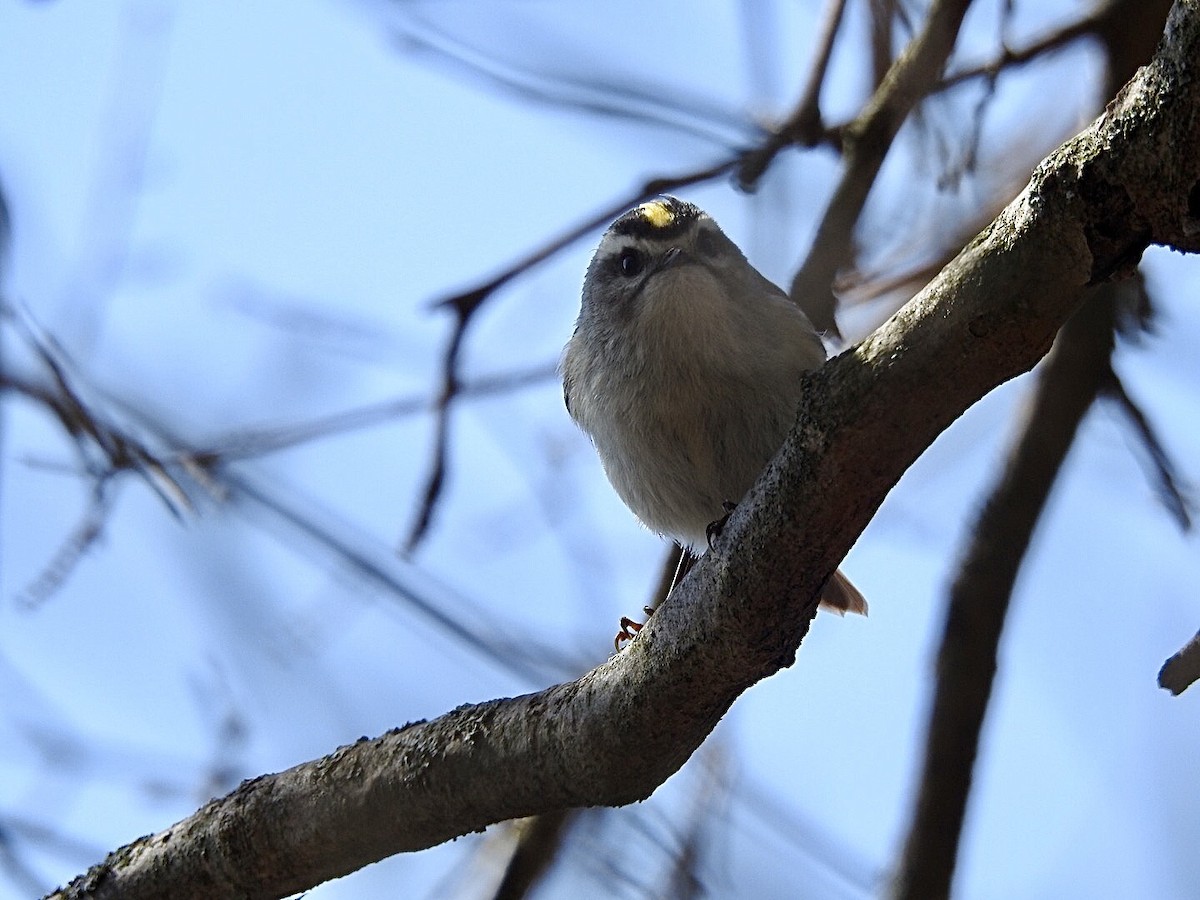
(561, 196), (866, 616)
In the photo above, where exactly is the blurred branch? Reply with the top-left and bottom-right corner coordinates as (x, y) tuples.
(0, 824), (48, 900)
(0, 314), (582, 684)
(389, 15), (760, 148)
(938, 0), (1174, 94)
(867, 0), (902, 89)
(736, 0), (850, 188)
(48, 9), (1200, 890)
(190, 362), (557, 463)
(736, 776), (881, 895)
(486, 810), (576, 900)
(16, 481), (114, 610)
(892, 287), (1118, 900)
(1, 318), (193, 516)
(936, 6), (1099, 91)
(54, 2), (175, 355)
(658, 746), (729, 900)
(1101, 368), (1193, 529)
(222, 470), (580, 684)
(789, 0), (974, 337)
(0, 314), (195, 605)
(1158, 629), (1200, 694)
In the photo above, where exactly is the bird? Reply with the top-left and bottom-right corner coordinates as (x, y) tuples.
(561, 196), (866, 643)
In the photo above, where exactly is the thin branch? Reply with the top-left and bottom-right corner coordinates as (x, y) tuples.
(16, 480), (115, 610)
(789, 0), (975, 337)
(3, 314), (194, 516)
(936, 11), (1098, 92)
(892, 287), (1119, 900)
(487, 811), (577, 900)
(190, 363), (557, 463)
(868, 0), (901, 90)
(659, 746), (730, 900)
(2, 326), (583, 684)
(388, 16), (759, 149)
(736, 0), (851, 188)
(934, 0), (1175, 96)
(1102, 369), (1193, 530)
(0, 326), (201, 604)
(1158, 629), (1200, 694)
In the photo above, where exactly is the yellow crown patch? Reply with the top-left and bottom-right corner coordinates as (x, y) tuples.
(638, 200), (676, 230)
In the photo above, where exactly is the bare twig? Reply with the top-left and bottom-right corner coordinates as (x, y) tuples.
(659, 746), (730, 900)
(2, 319), (583, 682)
(487, 811), (577, 900)
(936, 0), (1174, 97)
(389, 16), (759, 149)
(789, 0), (974, 337)
(936, 11), (1098, 92)
(16, 481), (115, 611)
(1102, 369), (1193, 530)
(3, 312), (194, 515)
(190, 363), (557, 463)
(736, 0), (850, 188)
(55, 3), (175, 356)
(868, 0), (901, 90)
(0, 320), (199, 604)
(1158, 629), (1200, 694)
(892, 289), (1119, 900)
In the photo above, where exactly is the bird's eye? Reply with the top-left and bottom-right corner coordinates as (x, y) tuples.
(618, 247), (645, 277)
(695, 229), (722, 258)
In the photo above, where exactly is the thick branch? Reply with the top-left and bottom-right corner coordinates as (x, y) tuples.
(52, 3), (1200, 897)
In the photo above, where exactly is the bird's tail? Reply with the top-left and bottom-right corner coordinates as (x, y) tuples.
(819, 568), (868, 616)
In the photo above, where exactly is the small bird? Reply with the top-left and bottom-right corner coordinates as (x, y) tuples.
(561, 197), (866, 636)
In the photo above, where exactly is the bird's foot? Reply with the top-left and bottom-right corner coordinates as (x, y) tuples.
(705, 500), (739, 550)
(614, 606), (657, 651)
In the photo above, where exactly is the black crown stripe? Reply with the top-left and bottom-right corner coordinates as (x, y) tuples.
(609, 197), (703, 240)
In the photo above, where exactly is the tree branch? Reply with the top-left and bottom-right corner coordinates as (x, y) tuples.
(1102, 367), (1193, 530)
(788, 0), (975, 337)
(1159, 629), (1200, 694)
(50, 2), (1200, 896)
(892, 287), (1119, 900)
(736, 0), (850, 188)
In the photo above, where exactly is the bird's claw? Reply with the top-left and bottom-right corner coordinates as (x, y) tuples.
(705, 500), (739, 550)
(613, 606), (657, 651)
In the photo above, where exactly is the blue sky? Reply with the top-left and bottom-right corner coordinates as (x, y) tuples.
(1, 2), (1198, 898)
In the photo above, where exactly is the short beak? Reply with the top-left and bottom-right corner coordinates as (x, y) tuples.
(657, 246), (688, 271)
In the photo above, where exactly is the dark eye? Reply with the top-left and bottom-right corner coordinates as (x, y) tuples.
(695, 229), (722, 258)
(618, 247), (645, 277)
